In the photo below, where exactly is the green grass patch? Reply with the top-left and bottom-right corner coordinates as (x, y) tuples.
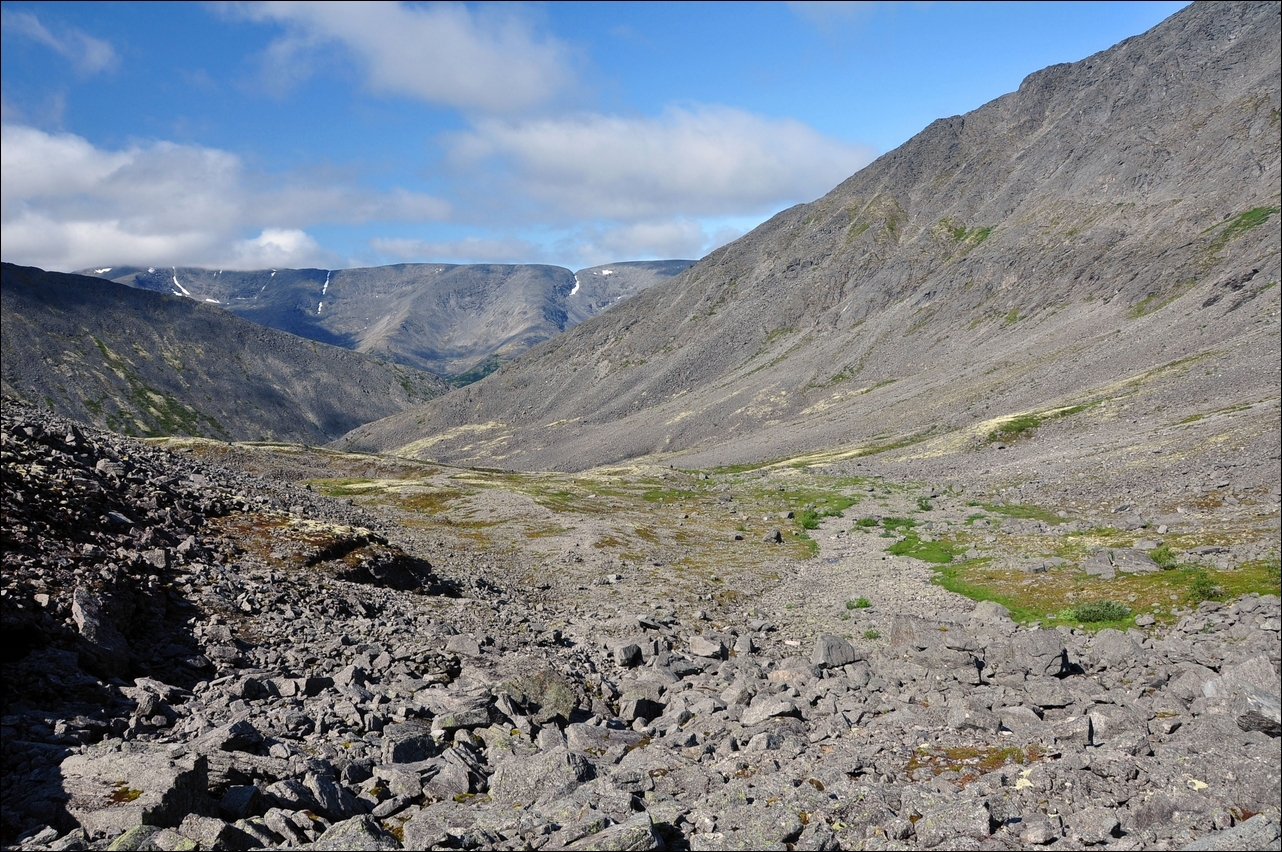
(886, 534), (962, 563)
(985, 403), (1093, 444)
(1072, 600), (1130, 623)
(982, 503), (1068, 525)
(796, 495), (859, 530)
(306, 477), (383, 497)
(928, 556), (1279, 629)
(1183, 569), (1223, 604)
(798, 509), (823, 530)
(851, 430), (934, 457)
(1204, 206), (1279, 256)
(1149, 543), (1180, 569)
(642, 486), (703, 503)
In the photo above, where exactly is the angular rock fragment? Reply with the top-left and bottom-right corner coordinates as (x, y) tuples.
(60, 744), (211, 838)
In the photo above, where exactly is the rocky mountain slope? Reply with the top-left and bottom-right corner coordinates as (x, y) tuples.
(338, 0), (1280, 491)
(81, 260), (693, 381)
(3, 401), (1279, 852)
(1, 264), (447, 444)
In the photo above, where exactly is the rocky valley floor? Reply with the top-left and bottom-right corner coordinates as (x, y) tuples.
(1, 400), (1279, 851)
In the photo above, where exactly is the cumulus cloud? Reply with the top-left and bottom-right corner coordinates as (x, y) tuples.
(229, 228), (327, 268)
(2, 9), (119, 76)
(581, 220), (708, 264)
(448, 105), (876, 222)
(236, 1), (575, 112)
(0, 124), (448, 271)
(565, 218), (754, 268)
(370, 235), (548, 265)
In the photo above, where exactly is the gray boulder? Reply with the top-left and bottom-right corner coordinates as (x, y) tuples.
(564, 813), (661, 850)
(812, 634), (859, 668)
(311, 814), (401, 851)
(1066, 806), (1120, 844)
(60, 744), (210, 838)
(488, 747), (596, 805)
(1179, 814), (1281, 851)
(915, 800), (992, 849)
(71, 587), (131, 677)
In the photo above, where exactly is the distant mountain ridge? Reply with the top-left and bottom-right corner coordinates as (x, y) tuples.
(1, 263), (448, 443)
(337, 1), (1281, 474)
(79, 260), (693, 380)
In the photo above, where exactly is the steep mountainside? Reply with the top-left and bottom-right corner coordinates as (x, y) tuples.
(339, 1), (1281, 489)
(1, 263), (448, 443)
(81, 260), (693, 380)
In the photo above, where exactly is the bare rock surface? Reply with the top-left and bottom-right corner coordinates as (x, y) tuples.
(3, 401), (1279, 851)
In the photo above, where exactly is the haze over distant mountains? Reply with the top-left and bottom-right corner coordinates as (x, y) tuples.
(79, 260), (693, 381)
(338, 1), (1280, 481)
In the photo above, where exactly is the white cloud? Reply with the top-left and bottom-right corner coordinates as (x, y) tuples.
(371, 235), (547, 265)
(0, 124), (448, 271)
(565, 217), (755, 268)
(237, 1), (576, 112)
(448, 105), (876, 222)
(230, 228), (326, 268)
(1, 9), (119, 76)
(582, 220), (708, 264)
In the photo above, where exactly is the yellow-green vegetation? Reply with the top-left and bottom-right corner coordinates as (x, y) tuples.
(1128, 281), (1196, 318)
(1149, 543), (1180, 569)
(905, 744), (1045, 786)
(307, 477), (383, 497)
(191, 439), (1276, 634)
(984, 403), (1093, 445)
(929, 556), (1279, 629)
(109, 783), (143, 804)
(296, 456), (884, 600)
(886, 534), (964, 564)
(934, 217), (993, 257)
(91, 337), (230, 439)
(1203, 206), (1279, 257)
(846, 430), (934, 458)
(1071, 600), (1130, 623)
(798, 493), (860, 530)
(982, 502), (1068, 525)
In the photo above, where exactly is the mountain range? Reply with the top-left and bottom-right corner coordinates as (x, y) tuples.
(5, 2), (1279, 493)
(336, 0), (1280, 487)
(1, 263), (447, 444)
(79, 260), (692, 381)
(1, 5), (1280, 849)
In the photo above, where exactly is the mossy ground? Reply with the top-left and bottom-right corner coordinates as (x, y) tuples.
(161, 438), (1279, 630)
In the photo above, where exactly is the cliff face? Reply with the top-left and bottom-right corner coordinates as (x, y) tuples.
(339, 1), (1280, 475)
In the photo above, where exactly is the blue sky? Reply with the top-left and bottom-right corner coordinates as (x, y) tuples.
(1, 1), (1187, 272)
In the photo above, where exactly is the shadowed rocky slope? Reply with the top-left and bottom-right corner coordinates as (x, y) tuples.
(81, 260), (693, 381)
(339, 1), (1280, 484)
(1, 264), (448, 443)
